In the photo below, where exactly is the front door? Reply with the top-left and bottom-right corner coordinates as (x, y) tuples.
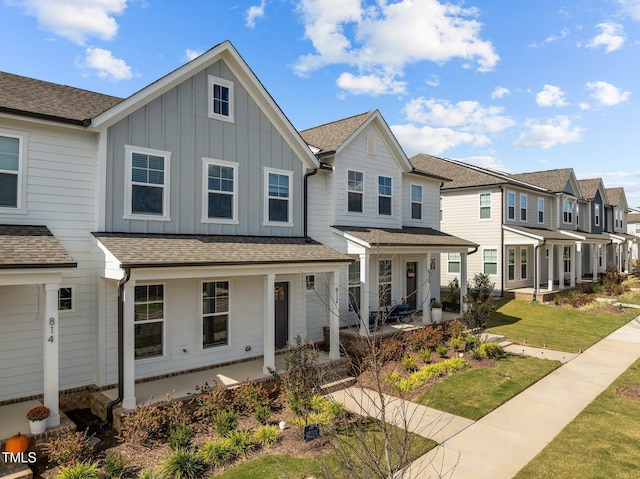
(274, 282), (289, 350)
(406, 262), (418, 310)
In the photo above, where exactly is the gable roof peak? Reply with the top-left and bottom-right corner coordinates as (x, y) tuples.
(299, 110), (377, 154)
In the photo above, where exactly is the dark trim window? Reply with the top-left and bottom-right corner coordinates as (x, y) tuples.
(0, 134), (20, 208)
(134, 284), (164, 359)
(203, 158), (237, 222)
(411, 184), (422, 219)
(58, 287), (73, 311)
(348, 260), (361, 312)
(480, 192), (491, 219)
(202, 281), (229, 348)
(265, 169), (292, 225)
(347, 170), (364, 213)
(507, 191), (515, 220)
(208, 75), (234, 122)
(378, 259), (392, 306)
(520, 194), (527, 221)
(378, 176), (392, 215)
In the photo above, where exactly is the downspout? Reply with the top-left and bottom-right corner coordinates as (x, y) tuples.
(303, 168), (319, 242)
(102, 267), (131, 427)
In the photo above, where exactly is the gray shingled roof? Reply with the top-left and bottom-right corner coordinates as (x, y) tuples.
(510, 169), (573, 193)
(577, 178), (603, 200)
(299, 111), (375, 154)
(628, 213), (640, 223)
(410, 154), (511, 190)
(93, 233), (351, 268)
(333, 226), (477, 248)
(0, 71), (123, 125)
(0, 225), (77, 269)
(606, 187), (623, 206)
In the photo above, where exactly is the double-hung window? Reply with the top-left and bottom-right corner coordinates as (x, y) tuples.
(203, 158), (237, 223)
(378, 259), (392, 306)
(126, 146), (170, 220)
(378, 176), (392, 215)
(480, 192), (491, 219)
(507, 191), (515, 220)
(538, 198), (544, 223)
(563, 200), (573, 224)
(0, 134), (22, 209)
(448, 252), (461, 273)
(411, 184), (422, 220)
(202, 281), (229, 348)
(520, 248), (527, 279)
(264, 168), (293, 225)
(483, 249), (498, 275)
(208, 75), (234, 122)
(563, 246), (571, 273)
(507, 248), (515, 281)
(134, 284), (164, 359)
(520, 194), (527, 221)
(58, 287), (73, 312)
(348, 260), (361, 312)
(347, 170), (363, 213)
(595, 204), (600, 227)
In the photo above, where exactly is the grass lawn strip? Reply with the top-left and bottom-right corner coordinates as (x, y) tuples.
(416, 355), (560, 420)
(514, 358), (640, 479)
(486, 299), (637, 352)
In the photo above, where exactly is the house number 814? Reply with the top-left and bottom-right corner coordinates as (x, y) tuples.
(48, 317), (55, 343)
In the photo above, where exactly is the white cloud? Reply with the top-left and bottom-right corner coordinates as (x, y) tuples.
(587, 22), (625, 53)
(585, 80), (631, 106)
(390, 123), (484, 156)
(491, 86), (510, 99)
(404, 98), (515, 133)
(7, 0), (127, 44)
(294, 0), (498, 92)
(336, 72), (406, 95)
(425, 74), (440, 87)
(536, 84), (568, 107)
(184, 49), (203, 62)
(246, 0), (266, 28)
(530, 28), (569, 47)
(618, 0), (640, 22)
(513, 116), (584, 149)
(78, 47), (132, 81)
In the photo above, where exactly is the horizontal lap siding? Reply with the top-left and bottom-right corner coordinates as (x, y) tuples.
(0, 119), (99, 400)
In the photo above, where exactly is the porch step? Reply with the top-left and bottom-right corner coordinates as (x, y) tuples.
(320, 376), (357, 396)
(0, 456), (32, 479)
(499, 340), (514, 348)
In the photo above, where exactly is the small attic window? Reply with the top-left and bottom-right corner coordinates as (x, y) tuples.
(208, 75), (234, 123)
(366, 137), (376, 156)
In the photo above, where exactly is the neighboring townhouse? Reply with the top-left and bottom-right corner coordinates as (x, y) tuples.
(627, 208), (640, 266)
(604, 187), (636, 272)
(300, 111), (477, 336)
(0, 41), (351, 426)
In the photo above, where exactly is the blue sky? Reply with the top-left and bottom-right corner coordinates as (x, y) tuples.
(1, 0), (639, 205)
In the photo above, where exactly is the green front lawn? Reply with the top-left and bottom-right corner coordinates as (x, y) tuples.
(486, 299), (637, 352)
(514, 358), (640, 478)
(618, 291), (640, 305)
(416, 355), (560, 420)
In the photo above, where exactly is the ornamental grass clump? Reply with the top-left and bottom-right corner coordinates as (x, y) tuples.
(386, 357), (468, 393)
(56, 461), (101, 479)
(162, 448), (207, 479)
(198, 438), (236, 468)
(252, 425), (280, 448)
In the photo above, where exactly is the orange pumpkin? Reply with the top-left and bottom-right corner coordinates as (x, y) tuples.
(4, 433), (30, 454)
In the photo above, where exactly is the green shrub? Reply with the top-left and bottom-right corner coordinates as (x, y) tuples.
(444, 319), (466, 339)
(436, 345), (448, 358)
(119, 401), (189, 443)
(227, 430), (256, 458)
(162, 449), (207, 479)
(136, 470), (163, 479)
(253, 425), (280, 448)
(479, 342), (506, 359)
(42, 429), (95, 466)
(198, 438), (235, 468)
(254, 404), (271, 424)
(401, 354), (418, 371)
(388, 358), (467, 393)
(418, 348), (431, 363)
(592, 283), (604, 293)
(56, 461), (102, 479)
(212, 410), (238, 437)
(231, 382), (270, 414)
(103, 452), (126, 479)
(168, 423), (193, 451)
(405, 325), (445, 350)
(450, 336), (463, 351)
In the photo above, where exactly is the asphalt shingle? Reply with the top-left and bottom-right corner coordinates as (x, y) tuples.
(0, 225), (76, 268)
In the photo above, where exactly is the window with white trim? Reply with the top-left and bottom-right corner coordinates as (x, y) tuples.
(305, 275), (315, 292)
(378, 176), (392, 215)
(563, 246), (571, 273)
(480, 192), (491, 219)
(483, 249), (498, 275)
(538, 198), (544, 223)
(264, 168), (293, 225)
(378, 259), (392, 306)
(125, 146), (171, 220)
(58, 287), (73, 312)
(202, 158), (237, 223)
(411, 184), (422, 220)
(0, 134), (22, 209)
(134, 284), (164, 359)
(202, 281), (229, 348)
(520, 248), (527, 279)
(594, 203), (600, 226)
(208, 75), (234, 123)
(507, 248), (515, 281)
(448, 252), (460, 273)
(507, 191), (515, 220)
(348, 260), (360, 312)
(563, 199), (573, 224)
(520, 194), (527, 221)
(347, 170), (364, 213)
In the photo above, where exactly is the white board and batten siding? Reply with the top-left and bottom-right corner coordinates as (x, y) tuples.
(0, 118), (100, 400)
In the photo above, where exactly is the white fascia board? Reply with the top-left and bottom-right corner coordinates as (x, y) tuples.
(502, 225), (544, 242)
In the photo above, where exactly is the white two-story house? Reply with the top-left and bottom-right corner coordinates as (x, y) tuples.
(604, 187), (635, 272)
(301, 111), (477, 336)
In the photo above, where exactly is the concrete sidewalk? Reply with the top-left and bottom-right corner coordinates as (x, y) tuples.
(407, 317), (640, 478)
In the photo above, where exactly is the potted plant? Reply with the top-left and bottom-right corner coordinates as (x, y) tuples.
(26, 405), (50, 434)
(430, 301), (443, 324)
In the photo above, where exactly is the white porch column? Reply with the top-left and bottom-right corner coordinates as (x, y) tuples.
(359, 252), (370, 337)
(592, 244), (598, 282)
(44, 282), (61, 427)
(263, 273), (275, 375)
(535, 245), (541, 295)
(460, 252), (468, 313)
(121, 282), (136, 409)
(558, 245), (566, 290)
(575, 243), (582, 285)
(421, 253), (431, 323)
(547, 245), (554, 291)
(329, 269), (340, 360)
